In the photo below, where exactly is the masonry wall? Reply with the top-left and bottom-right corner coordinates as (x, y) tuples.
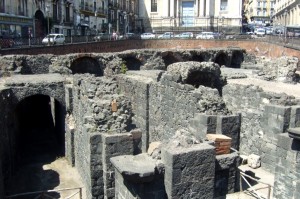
(223, 84), (300, 172)
(71, 75), (134, 199)
(117, 74), (151, 152)
(273, 133), (300, 199)
(149, 73), (228, 142)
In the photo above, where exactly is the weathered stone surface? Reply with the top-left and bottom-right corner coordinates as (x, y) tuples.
(111, 154), (157, 183)
(248, 154), (261, 169)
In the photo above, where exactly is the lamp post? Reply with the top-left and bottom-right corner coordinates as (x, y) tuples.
(95, 11), (98, 35)
(284, 9), (287, 43)
(46, 4), (50, 45)
(117, 10), (120, 35)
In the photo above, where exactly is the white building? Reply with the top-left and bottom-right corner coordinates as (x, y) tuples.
(273, 0), (300, 27)
(139, 0), (243, 33)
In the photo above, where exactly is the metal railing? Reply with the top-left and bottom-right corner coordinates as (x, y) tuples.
(5, 187), (83, 199)
(239, 170), (272, 199)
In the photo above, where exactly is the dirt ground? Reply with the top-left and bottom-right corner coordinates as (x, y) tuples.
(6, 157), (85, 199)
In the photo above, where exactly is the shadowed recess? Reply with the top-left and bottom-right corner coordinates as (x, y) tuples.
(123, 57), (142, 70)
(215, 52), (228, 67)
(231, 51), (244, 68)
(71, 57), (103, 76)
(15, 94), (65, 165)
(185, 71), (216, 88)
(162, 53), (180, 68)
(191, 53), (207, 62)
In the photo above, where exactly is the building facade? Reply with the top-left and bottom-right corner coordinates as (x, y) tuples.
(0, 0), (35, 38)
(244, 0), (275, 25)
(0, 0), (138, 39)
(139, 0), (243, 33)
(273, 0), (300, 27)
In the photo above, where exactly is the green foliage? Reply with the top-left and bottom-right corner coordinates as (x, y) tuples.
(120, 63), (128, 74)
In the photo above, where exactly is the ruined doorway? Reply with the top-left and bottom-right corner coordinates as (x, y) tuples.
(15, 94), (65, 165)
(5, 94), (65, 197)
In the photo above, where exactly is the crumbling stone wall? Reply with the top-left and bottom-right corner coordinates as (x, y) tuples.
(223, 84), (300, 172)
(117, 62), (230, 147)
(0, 48), (246, 78)
(70, 75), (135, 198)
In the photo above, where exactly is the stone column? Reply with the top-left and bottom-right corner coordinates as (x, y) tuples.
(274, 133), (300, 199)
(162, 143), (215, 199)
(102, 133), (134, 199)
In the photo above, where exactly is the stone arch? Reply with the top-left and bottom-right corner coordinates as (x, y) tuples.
(70, 57), (103, 76)
(162, 52), (181, 69)
(230, 51), (244, 68)
(123, 57), (142, 70)
(34, 10), (46, 38)
(14, 94), (66, 164)
(214, 52), (229, 67)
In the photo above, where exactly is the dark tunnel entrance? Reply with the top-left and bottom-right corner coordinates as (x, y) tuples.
(185, 71), (216, 89)
(215, 53), (228, 67)
(230, 51), (244, 68)
(162, 53), (180, 69)
(191, 53), (207, 62)
(123, 57), (142, 70)
(15, 94), (65, 165)
(5, 95), (70, 198)
(71, 57), (103, 76)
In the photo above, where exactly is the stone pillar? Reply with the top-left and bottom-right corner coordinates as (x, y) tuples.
(273, 133), (300, 199)
(216, 114), (241, 150)
(261, 105), (291, 142)
(102, 133), (134, 199)
(170, 0), (174, 17)
(162, 143), (215, 199)
(189, 113), (217, 140)
(290, 106), (300, 128)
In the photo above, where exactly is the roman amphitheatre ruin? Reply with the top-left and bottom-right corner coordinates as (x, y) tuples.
(0, 38), (299, 199)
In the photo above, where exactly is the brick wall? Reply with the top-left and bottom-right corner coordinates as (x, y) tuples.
(1, 40), (300, 60)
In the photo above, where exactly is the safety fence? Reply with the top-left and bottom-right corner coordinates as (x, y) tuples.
(5, 187), (83, 199)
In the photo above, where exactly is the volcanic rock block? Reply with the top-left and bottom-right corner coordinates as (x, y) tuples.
(206, 134), (232, 155)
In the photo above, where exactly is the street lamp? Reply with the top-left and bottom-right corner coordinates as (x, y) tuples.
(117, 10), (120, 35)
(95, 11), (98, 35)
(46, 4), (50, 45)
(284, 9), (287, 43)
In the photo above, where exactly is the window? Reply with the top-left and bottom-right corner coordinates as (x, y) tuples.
(257, 11), (260, 16)
(151, 0), (157, 12)
(220, 0), (228, 11)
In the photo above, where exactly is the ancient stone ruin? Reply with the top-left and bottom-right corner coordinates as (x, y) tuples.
(0, 48), (299, 199)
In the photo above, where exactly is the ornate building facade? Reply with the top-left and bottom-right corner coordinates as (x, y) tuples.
(273, 0), (300, 27)
(0, 0), (138, 38)
(139, 0), (243, 33)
